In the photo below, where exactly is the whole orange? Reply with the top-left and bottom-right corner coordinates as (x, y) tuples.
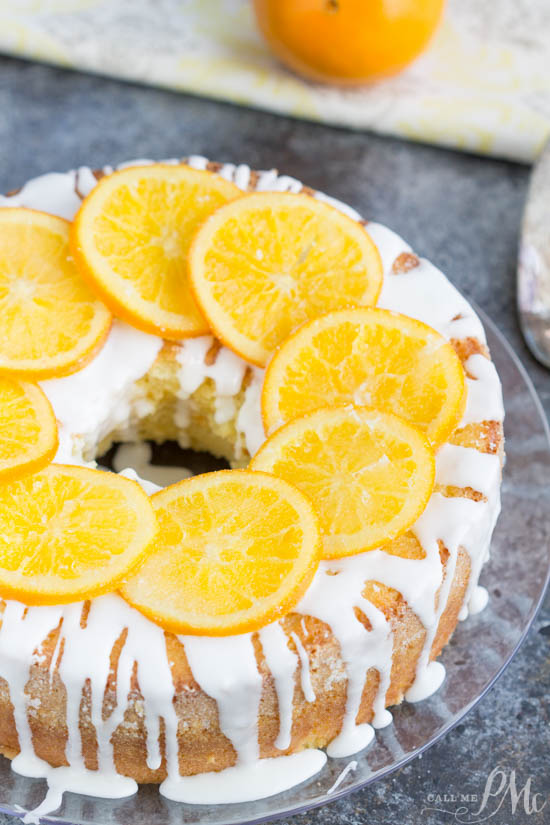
(253, 0), (445, 85)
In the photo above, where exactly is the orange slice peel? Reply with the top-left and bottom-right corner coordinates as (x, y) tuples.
(0, 377), (58, 482)
(121, 469), (321, 635)
(189, 191), (383, 366)
(0, 464), (157, 605)
(251, 405), (435, 560)
(262, 307), (466, 447)
(71, 164), (242, 339)
(0, 208), (112, 379)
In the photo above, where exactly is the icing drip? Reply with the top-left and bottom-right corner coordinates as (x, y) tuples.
(296, 559), (394, 758)
(405, 495), (480, 702)
(436, 444), (500, 497)
(176, 336), (247, 397)
(173, 336), (265, 454)
(0, 159), (504, 814)
(259, 623), (298, 750)
(236, 367), (266, 457)
(467, 585), (490, 615)
(174, 335), (250, 429)
(3, 597), (180, 795)
(290, 632), (316, 703)
(462, 354), (505, 426)
(0, 603), (64, 778)
(326, 759), (358, 795)
(183, 634), (262, 765)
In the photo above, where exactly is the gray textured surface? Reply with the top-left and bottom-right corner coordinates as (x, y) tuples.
(0, 55), (548, 825)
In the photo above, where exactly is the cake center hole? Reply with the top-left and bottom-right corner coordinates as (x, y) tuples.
(98, 440), (230, 490)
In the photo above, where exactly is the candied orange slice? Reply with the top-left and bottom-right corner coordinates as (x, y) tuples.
(0, 377), (58, 482)
(251, 406), (435, 560)
(121, 470), (321, 635)
(263, 307), (466, 447)
(0, 209), (111, 379)
(0, 465), (157, 604)
(188, 192), (383, 366)
(71, 165), (241, 339)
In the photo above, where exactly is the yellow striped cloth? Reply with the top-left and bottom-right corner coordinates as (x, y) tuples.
(0, 0), (548, 163)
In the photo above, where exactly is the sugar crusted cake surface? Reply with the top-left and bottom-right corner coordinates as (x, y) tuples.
(0, 157), (504, 810)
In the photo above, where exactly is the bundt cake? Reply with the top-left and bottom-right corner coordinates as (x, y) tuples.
(0, 157), (504, 815)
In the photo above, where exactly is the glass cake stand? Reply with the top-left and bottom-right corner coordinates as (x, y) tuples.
(1, 308), (549, 825)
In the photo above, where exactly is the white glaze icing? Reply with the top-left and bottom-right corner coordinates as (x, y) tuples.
(176, 336), (247, 397)
(183, 634), (262, 765)
(6, 596), (181, 807)
(296, 555), (394, 758)
(0, 173), (82, 220)
(436, 444), (500, 498)
(259, 622), (298, 751)
(117, 466), (161, 496)
(235, 367), (266, 457)
(290, 631), (316, 704)
(40, 320), (163, 464)
(326, 759), (358, 795)
(466, 585), (490, 615)
(378, 256), (487, 345)
(0, 158), (503, 816)
(462, 354), (504, 426)
(160, 750), (327, 804)
(174, 335), (253, 432)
